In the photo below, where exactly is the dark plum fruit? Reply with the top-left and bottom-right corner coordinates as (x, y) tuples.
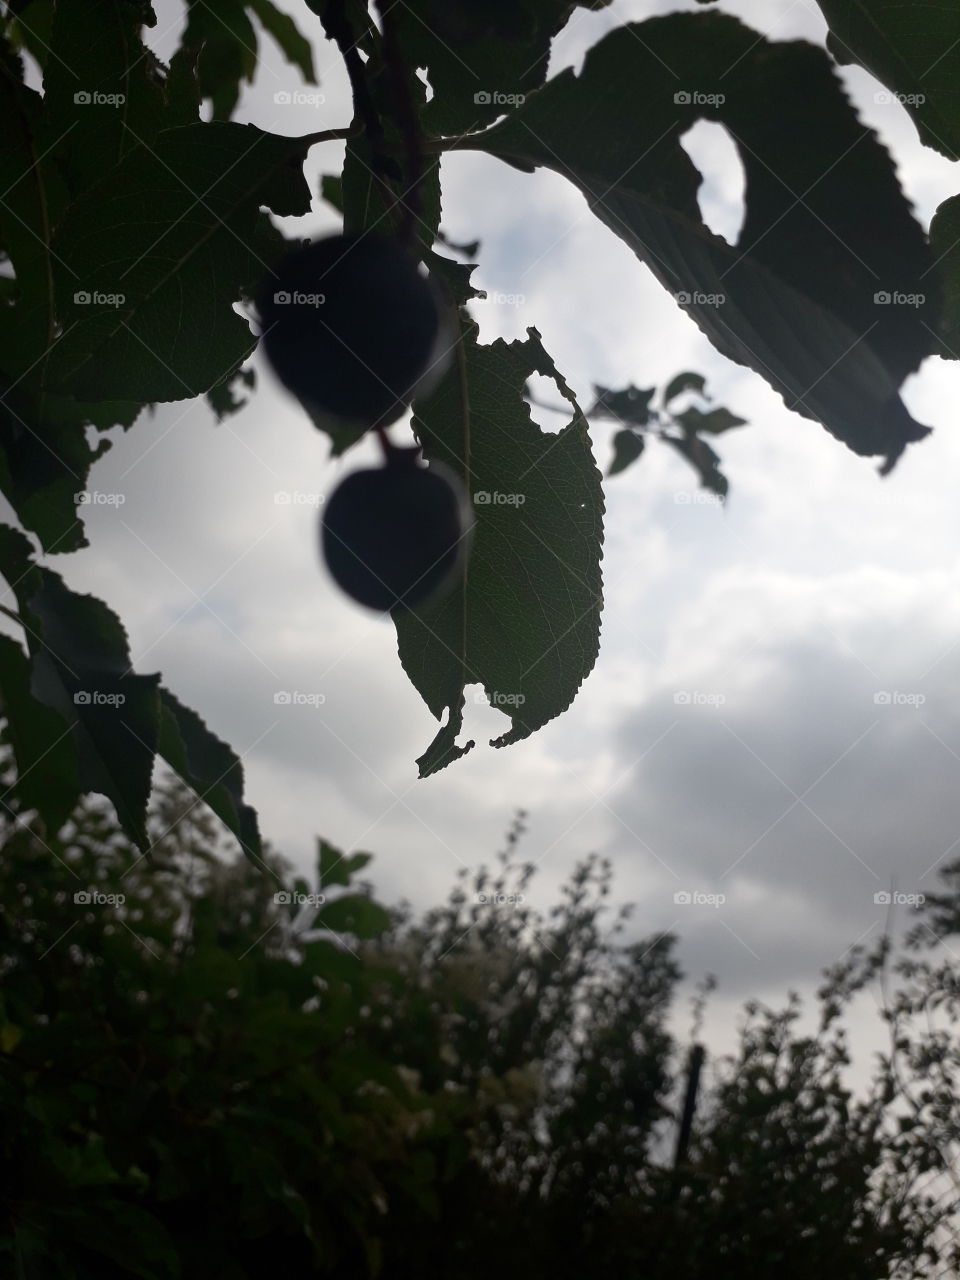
(321, 449), (473, 611)
(258, 234), (450, 428)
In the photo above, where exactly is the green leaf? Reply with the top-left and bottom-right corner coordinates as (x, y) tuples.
(663, 371), (707, 405)
(320, 173), (344, 213)
(0, 634), (80, 832)
(588, 384), (655, 427)
(392, 0), (614, 135)
(0, 524), (158, 848)
(815, 0), (960, 159)
(317, 894), (391, 940)
(0, 379), (113, 553)
(206, 365), (256, 421)
(46, 122), (312, 402)
(663, 433), (728, 501)
(182, 0), (258, 120)
(317, 838), (373, 890)
(38, 0), (166, 194)
(248, 0), (316, 84)
(398, 323), (604, 777)
(0, 40), (67, 374)
(476, 13), (938, 473)
(608, 429), (645, 477)
(929, 195), (960, 358)
(156, 687), (262, 865)
(674, 405), (747, 435)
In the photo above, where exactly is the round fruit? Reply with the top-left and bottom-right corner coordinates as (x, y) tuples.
(258, 234), (449, 428)
(321, 450), (472, 611)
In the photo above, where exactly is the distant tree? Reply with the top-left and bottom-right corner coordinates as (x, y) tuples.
(0, 755), (951, 1277)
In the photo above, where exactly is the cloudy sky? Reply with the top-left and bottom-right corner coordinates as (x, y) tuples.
(19, 0), (960, 1060)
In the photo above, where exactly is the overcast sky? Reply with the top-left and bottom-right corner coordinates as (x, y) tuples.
(17, 0), (960, 1062)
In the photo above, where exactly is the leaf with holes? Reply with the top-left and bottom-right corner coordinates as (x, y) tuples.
(396, 310), (603, 777)
(476, 12), (938, 472)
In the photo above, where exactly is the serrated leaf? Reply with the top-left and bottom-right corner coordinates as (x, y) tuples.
(38, 0), (166, 194)
(0, 633), (80, 832)
(674, 405), (747, 434)
(477, 13), (938, 472)
(156, 687), (262, 864)
(930, 195), (960, 358)
(397, 324), (603, 777)
(816, 0), (960, 159)
(46, 122), (312, 402)
(206, 365), (256, 421)
(663, 371), (707, 405)
(392, 0), (613, 135)
(0, 524), (157, 849)
(589, 384), (656, 427)
(608, 429), (645, 477)
(0, 379), (112, 553)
